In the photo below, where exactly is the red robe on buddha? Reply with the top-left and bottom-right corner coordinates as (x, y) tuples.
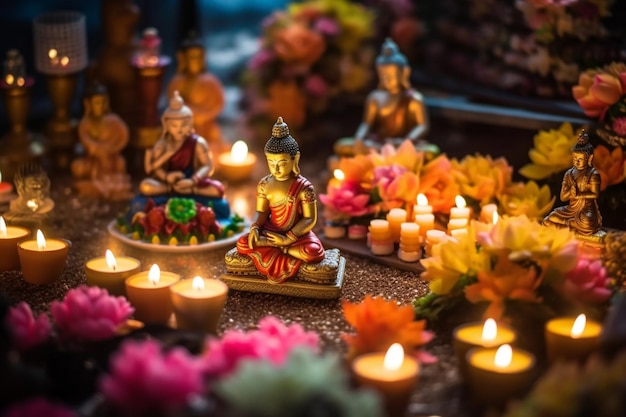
(237, 175), (325, 284)
(166, 133), (224, 195)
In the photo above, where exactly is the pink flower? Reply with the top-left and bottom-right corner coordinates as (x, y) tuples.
(314, 17), (340, 36)
(200, 315), (319, 378)
(6, 302), (51, 351)
(4, 398), (76, 417)
(374, 164), (419, 210)
(319, 180), (371, 220)
(562, 258), (612, 304)
(99, 339), (203, 415)
(51, 285), (134, 341)
(612, 116), (626, 136)
(304, 74), (328, 97)
(247, 48), (275, 71)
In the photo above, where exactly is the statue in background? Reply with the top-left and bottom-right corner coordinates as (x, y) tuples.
(72, 84), (131, 199)
(6, 163), (54, 227)
(167, 33), (226, 156)
(543, 130), (605, 243)
(334, 38), (430, 157)
(139, 91), (224, 198)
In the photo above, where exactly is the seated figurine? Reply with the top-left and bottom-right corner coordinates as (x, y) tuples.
(543, 130), (605, 243)
(72, 84), (131, 199)
(6, 163), (54, 227)
(167, 33), (226, 155)
(139, 91), (224, 198)
(224, 117), (343, 291)
(334, 38), (430, 157)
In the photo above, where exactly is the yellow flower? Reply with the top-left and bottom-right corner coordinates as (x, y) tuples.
(421, 233), (490, 295)
(519, 123), (579, 180)
(451, 154), (513, 205)
(498, 181), (556, 220)
(593, 144), (626, 191)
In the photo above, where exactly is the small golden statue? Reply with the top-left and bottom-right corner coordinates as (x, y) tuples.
(139, 90), (224, 198)
(167, 33), (226, 155)
(223, 117), (345, 299)
(72, 84), (132, 199)
(334, 38), (430, 157)
(543, 130), (606, 244)
(6, 163), (54, 227)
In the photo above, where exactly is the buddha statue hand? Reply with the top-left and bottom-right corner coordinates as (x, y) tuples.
(165, 171), (185, 185)
(265, 231), (297, 247)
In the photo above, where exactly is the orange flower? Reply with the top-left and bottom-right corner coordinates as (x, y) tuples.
(572, 69), (624, 119)
(464, 256), (544, 320)
(371, 139), (424, 173)
(267, 80), (307, 129)
(593, 144), (626, 190)
(273, 23), (326, 67)
(418, 154), (459, 214)
(342, 295), (433, 361)
(337, 154), (375, 189)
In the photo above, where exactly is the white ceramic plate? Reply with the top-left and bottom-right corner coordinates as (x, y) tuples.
(107, 219), (248, 253)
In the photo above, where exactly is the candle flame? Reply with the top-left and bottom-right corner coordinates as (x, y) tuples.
(494, 344), (512, 368)
(492, 210), (499, 225)
(455, 195), (467, 208)
(60, 56), (69, 66)
(192, 276), (205, 291)
(231, 140), (249, 163)
(0, 216), (6, 238)
(571, 314), (586, 338)
(16, 77), (25, 87)
(383, 343), (404, 371)
(148, 264), (160, 285)
(482, 318), (497, 343)
(48, 49), (58, 59)
(417, 193), (428, 206)
(333, 169), (345, 181)
(0, 171), (2, 182)
(105, 249), (117, 271)
(5, 74), (14, 85)
(36, 229), (46, 250)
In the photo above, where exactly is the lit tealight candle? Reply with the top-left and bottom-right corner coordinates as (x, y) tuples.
(453, 319), (517, 374)
(0, 216), (30, 271)
(17, 229), (69, 285)
(352, 343), (420, 417)
(125, 264), (181, 324)
(545, 314), (602, 363)
(217, 140), (257, 182)
(413, 193), (433, 216)
(85, 250), (141, 296)
(466, 344), (535, 406)
(170, 276), (229, 333)
(450, 195), (471, 221)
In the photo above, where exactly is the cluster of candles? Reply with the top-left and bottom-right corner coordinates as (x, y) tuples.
(454, 315), (602, 405)
(365, 194), (499, 262)
(87, 253), (228, 333)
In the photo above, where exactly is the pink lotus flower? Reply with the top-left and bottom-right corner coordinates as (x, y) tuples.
(573, 70), (625, 120)
(4, 398), (76, 417)
(6, 302), (51, 351)
(200, 316), (319, 378)
(51, 285), (134, 342)
(99, 339), (203, 416)
(373, 164), (419, 210)
(562, 258), (612, 304)
(612, 116), (626, 136)
(319, 180), (371, 221)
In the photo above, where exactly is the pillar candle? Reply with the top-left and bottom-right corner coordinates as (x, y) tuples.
(450, 195), (470, 221)
(413, 193), (433, 215)
(480, 204), (498, 223)
(170, 276), (228, 333)
(125, 264), (180, 324)
(398, 222), (421, 262)
(545, 314), (602, 363)
(17, 229), (69, 285)
(369, 219), (394, 256)
(414, 213), (435, 239)
(453, 319), (517, 374)
(424, 229), (449, 257)
(85, 250), (141, 296)
(466, 344), (535, 406)
(0, 216), (29, 271)
(447, 218), (468, 233)
(386, 208), (406, 243)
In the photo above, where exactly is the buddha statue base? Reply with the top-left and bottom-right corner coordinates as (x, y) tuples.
(222, 248), (346, 299)
(575, 229), (607, 249)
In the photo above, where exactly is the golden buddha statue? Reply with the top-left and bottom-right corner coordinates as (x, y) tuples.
(334, 38), (430, 157)
(72, 84), (131, 199)
(543, 130), (605, 243)
(139, 91), (224, 198)
(223, 117), (345, 298)
(167, 33), (226, 155)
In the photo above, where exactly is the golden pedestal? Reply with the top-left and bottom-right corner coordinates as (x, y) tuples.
(44, 73), (79, 168)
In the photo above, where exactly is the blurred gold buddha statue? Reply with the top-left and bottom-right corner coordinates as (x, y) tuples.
(167, 33), (226, 155)
(334, 38), (430, 157)
(139, 91), (224, 197)
(543, 130), (605, 243)
(6, 163), (54, 227)
(224, 117), (345, 298)
(72, 84), (131, 199)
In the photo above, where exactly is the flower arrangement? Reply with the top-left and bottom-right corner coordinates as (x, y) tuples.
(242, 0), (376, 129)
(116, 197), (244, 245)
(414, 214), (613, 325)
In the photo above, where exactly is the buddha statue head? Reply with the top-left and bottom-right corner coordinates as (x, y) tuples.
(14, 163), (51, 212)
(83, 83), (110, 118)
(161, 91), (194, 142)
(264, 117), (301, 180)
(177, 32), (206, 75)
(375, 38), (410, 93)
(572, 130), (594, 170)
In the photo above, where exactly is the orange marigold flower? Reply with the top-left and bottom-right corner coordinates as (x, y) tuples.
(593, 144), (626, 190)
(342, 295), (433, 361)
